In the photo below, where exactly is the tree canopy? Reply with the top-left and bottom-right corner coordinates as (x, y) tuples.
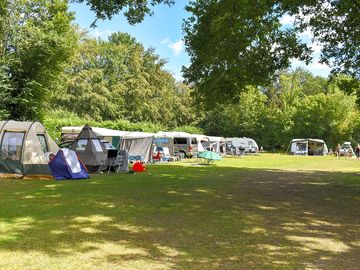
(0, 0), (77, 120)
(53, 32), (197, 127)
(183, 0), (360, 105)
(74, 0), (175, 25)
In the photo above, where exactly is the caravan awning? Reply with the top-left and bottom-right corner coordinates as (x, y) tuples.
(207, 136), (225, 143)
(61, 126), (129, 137)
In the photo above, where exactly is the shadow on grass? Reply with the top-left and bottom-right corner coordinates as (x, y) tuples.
(0, 164), (359, 269)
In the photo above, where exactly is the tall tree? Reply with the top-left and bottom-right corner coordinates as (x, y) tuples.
(0, 0), (77, 120)
(54, 32), (197, 127)
(183, 0), (360, 105)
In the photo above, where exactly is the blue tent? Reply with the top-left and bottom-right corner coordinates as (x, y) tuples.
(49, 148), (89, 180)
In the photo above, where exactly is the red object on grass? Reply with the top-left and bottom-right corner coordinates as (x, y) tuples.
(132, 162), (145, 172)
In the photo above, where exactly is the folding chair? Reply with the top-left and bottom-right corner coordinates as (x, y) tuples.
(97, 159), (108, 174)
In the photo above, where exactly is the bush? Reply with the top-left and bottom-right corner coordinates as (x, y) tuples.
(44, 110), (169, 141)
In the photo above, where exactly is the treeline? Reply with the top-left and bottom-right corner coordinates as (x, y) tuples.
(202, 70), (360, 150)
(0, 1), (359, 150)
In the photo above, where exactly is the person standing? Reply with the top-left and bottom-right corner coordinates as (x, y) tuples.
(336, 143), (341, 159)
(355, 143), (360, 160)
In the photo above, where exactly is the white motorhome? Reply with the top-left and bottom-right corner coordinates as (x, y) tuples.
(225, 137), (258, 153)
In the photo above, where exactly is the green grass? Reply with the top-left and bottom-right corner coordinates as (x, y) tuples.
(0, 154), (359, 269)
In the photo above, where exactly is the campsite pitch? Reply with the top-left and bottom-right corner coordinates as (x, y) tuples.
(0, 154), (359, 269)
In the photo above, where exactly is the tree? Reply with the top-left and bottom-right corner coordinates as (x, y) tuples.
(54, 31), (197, 127)
(183, 0), (359, 105)
(331, 75), (360, 106)
(74, 0), (175, 25)
(292, 91), (359, 148)
(0, 0), (77, 120)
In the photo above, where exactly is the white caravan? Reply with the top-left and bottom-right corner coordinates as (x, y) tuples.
(225, 137), (258, 153)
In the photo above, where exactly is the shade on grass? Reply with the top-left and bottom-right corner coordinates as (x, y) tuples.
(0, 154), (359, 269)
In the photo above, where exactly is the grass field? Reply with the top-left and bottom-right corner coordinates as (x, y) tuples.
(0, 154), (359, 269)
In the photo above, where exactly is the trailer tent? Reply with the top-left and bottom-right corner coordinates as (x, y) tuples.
(289, 139), (328, 156)
(70, 124), (107, 171)
(0, 120), (59, 179)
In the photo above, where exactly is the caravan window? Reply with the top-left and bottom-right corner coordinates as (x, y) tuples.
(174, 137), (187, 144)
(296, 143), (307, 151)
(37, 134), (48, 153)
(191, 138), (197, 144)
(76, 139), (88, 151)
(92, 139), (103, 152)
(1, 132), (25, 160)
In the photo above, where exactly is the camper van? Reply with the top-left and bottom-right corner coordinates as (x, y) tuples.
(154, 132), (209, 158)
(173, 136), (199, 158)
(226, 137), (258, 154)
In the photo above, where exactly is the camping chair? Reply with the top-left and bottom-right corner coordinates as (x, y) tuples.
(97, 159), (108, 174)
(152, 151), (162, 163)
(108, 150), (129, 173)
(107, 155), (122, 174)
(163, 147), (177, 162)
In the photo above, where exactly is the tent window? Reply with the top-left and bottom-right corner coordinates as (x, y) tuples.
(92, 139), (103, 152)
(191, 138), (197, 144)
(37, 134), (48, 153)
(76, 139), (88, 151)
(174, 137), (187, 144)
(0, 132), (25, 160)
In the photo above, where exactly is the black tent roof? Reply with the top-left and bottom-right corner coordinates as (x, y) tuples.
(75, 124), (99, 139)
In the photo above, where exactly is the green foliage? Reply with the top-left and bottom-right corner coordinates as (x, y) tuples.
(173, 125), (204, 135)
(43, 109), (166, 141)
(183, 0), (360, 106)
(292, 91), (359, 148)
(201, 69), (360, 150)
(0, 0), (78, 121)
(75, 0), (175, 25)
(53, 32), (197, 128)
(0, 63), (11, 119)
(183, 0), (311, 106)
(332, 75), (360, 106)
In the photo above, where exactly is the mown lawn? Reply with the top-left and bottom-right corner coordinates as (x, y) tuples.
(0, 154), (359, 269)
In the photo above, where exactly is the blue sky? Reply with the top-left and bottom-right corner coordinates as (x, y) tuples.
(69, 2), (330, 80)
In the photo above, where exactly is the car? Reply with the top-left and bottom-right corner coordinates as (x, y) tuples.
(58, 140), (116, 150)
(340, 142), (354, 156)
(58, 140), (73, 149)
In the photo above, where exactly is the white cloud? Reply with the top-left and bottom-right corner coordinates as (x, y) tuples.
(161, 38), (170, 45)
(280, 14), (295, 25)
(299, 28), (313, 39)
(308, 61), (331, 72)
(310, 42), (322, 54)
(161, 38), (184, 56)
(90, 29), (114, 39)
(291, 57), (331, 77)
